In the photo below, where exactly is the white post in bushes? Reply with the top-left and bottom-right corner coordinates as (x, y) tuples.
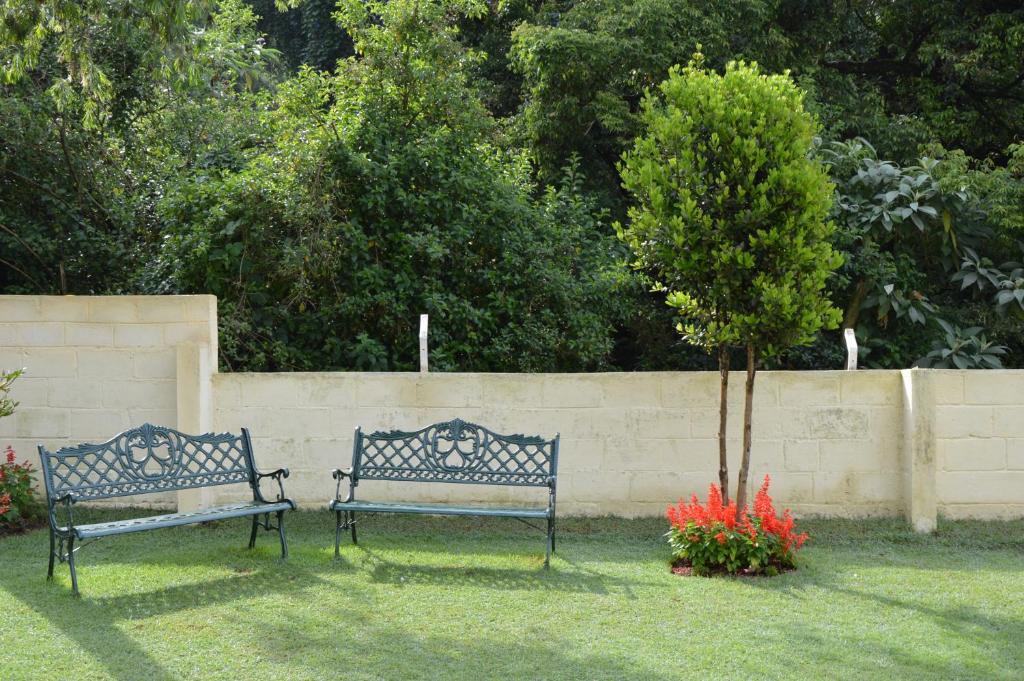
(844, 328), (858, 370)
(419, 314), (429, 374)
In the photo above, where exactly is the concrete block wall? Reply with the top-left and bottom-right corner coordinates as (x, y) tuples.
(211, 371), (908, 518)
(933, 371), (1024, 518)
(0, 295), (216, 507)
(2, 295), (1023, 521)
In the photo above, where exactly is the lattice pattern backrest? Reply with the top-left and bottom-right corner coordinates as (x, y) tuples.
(356, 419), (557, 486)
(40, 423), (254, 502)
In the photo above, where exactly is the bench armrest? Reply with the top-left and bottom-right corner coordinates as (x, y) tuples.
(332, 468), (355, 503)
(253, 468), (290, 503)
(48, 493), (78, 535)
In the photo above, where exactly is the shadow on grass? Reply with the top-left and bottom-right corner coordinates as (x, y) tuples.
(759, 593), (1024, 679)
(736, 554), (1024, 678)
(359, 552), (649, 597)
(6, 511), (1022, 679)
(0, 525), (357, 681)
(246, 607), (674, 681)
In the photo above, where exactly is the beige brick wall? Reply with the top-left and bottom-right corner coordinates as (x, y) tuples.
(4, 294), (1024, 521)
(0, 295), (216, 508)
(933, 371), (1024, 519)
(211, 370), (908, 517)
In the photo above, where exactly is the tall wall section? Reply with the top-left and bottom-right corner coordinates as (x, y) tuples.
(3, 295), (1023, 523)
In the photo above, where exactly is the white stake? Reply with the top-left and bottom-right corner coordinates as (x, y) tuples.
(419, 314), (429, 374)
(844, 328), (858, 370)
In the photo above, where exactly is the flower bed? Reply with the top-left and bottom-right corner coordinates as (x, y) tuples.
(666, 475), (807, 576)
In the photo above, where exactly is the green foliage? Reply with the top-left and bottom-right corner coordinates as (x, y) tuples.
(917, 320), (1008, 370)
(2, 0), (199, 125)
(816, 137), (1024, 369)
(618, 57), (841, 357)
(0, 446), (44, 533)
(953, 248), (1024, 316)
(498, 0), (1024, 217)
(153, 0), (627, 371)
(0, 0), (281, 296)
(0, 369), (22, 420)
(3, 0), (1024, 373)
(0, 0), (291, 123)
(509, 0), (784, 211)
(0, 88), (137, 294)
(799, 1), (1024, 162)
(0, 371), (42, 533)
(822, 138), (962, 330)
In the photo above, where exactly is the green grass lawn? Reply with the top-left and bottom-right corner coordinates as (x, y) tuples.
(1, 511), (1022, 680)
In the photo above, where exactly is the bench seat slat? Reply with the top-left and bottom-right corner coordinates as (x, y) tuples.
(69, 500), (294, 539)
(330, 499), (550, 519)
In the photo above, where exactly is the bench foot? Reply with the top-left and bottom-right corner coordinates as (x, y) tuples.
(248, 514), (259, 549)
(47, 530), (56, 581)
(248, 510), (289, 559)
(334, 511), (342, 557)
(276, 510), (288, 560)
(67, 535), (80, 596)
(334, 511), (357, 557)
(545, 516), (555, 569)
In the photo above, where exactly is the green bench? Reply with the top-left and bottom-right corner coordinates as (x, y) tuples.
(38, 423), (295, 595)
(330, 418), (560, 566)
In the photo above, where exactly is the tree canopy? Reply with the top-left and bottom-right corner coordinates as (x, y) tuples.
(1, 0), (1022, 372)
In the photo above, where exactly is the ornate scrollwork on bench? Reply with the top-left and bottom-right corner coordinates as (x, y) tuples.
(41, 422), (252, 501)
(332, 418), (560, 567)
(359, 418), (555, 486)
(38, 423), (294, 596)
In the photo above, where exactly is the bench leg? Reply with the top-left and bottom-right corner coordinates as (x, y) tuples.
(545, 516), (554, 569)
(349, 511), (357, 546)
(334, 510), (343, 558)
(47, 529), (56, 581)
(248, 514), (259, 549)
(276, 510), (288, 560)
(67, 534), (80, 596)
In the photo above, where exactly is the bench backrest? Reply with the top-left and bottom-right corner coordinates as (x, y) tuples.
(353, 418), (558, 487)
(38, 423), (256, 503)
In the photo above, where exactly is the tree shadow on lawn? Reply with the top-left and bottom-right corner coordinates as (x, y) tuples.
(246, 607), (675, 681)
(353, 544), (650, 598)
(0, 531), (363, 681)
(0, 515), (656, 680)
(736, 555), (1024, 678)
(796, 517), (1024, 558)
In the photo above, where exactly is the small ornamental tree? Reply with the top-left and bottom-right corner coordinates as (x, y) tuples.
(618, 56), (842, 512)
(0, 369), (22, 419)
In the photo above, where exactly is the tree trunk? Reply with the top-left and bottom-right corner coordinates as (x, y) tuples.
(843, 280), (868, 329)
(717, 345), (730, 504)
(735, 344), (758, 517)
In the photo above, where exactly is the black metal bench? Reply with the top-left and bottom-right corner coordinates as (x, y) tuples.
(330, 418), (560, 566)
(38, 423), (295, 595)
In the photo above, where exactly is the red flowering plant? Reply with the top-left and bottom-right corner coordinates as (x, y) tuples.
(0, 445), (44, 534)
(666, 475), (808, 576)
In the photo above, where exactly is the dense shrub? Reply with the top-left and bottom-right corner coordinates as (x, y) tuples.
(666, 476), (808, 576)
(152, 0), (630, 372)
(0, 446), (44, 534)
